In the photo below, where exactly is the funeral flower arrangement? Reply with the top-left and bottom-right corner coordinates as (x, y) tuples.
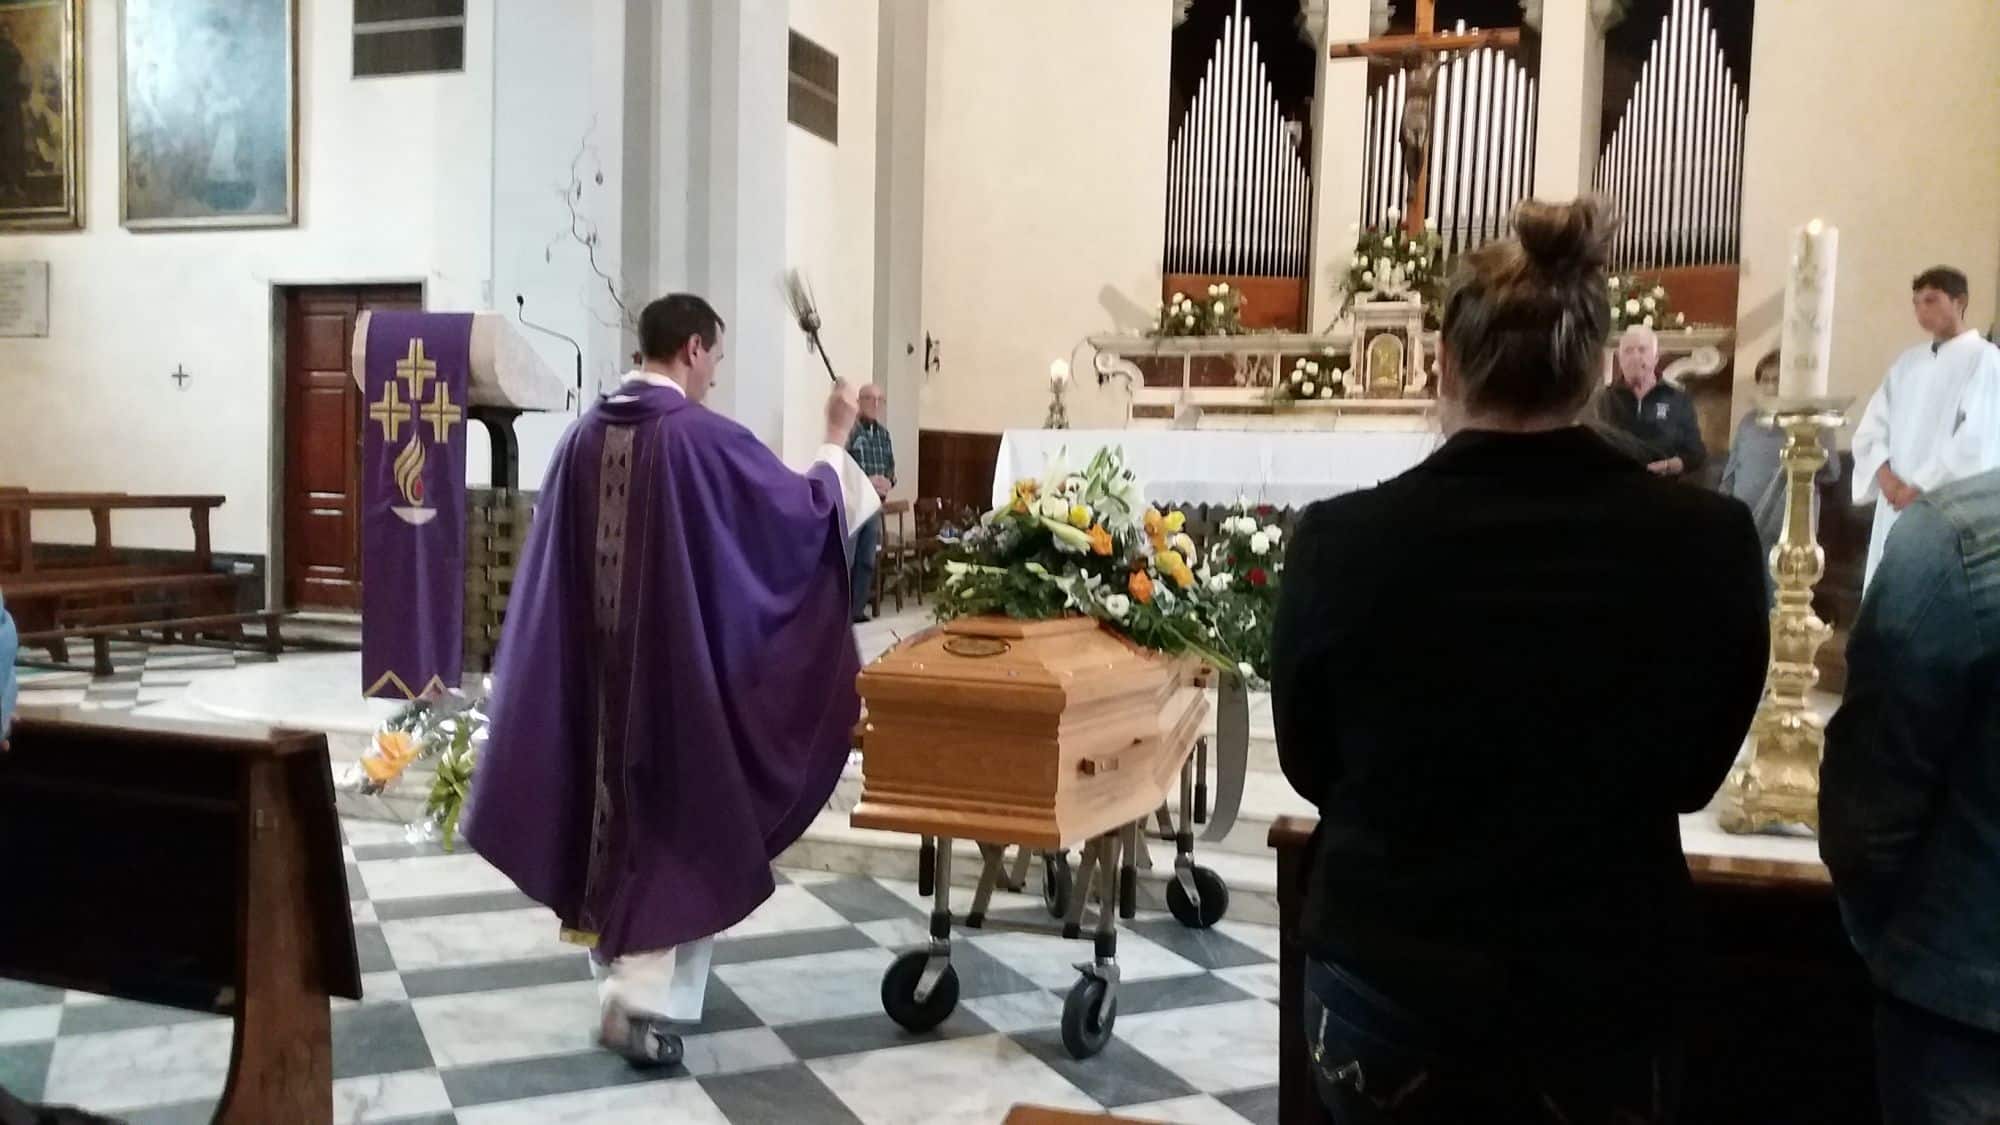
(1607, 274), (1689, 334)
(337, 690), (489, 851)
(1197, 502), (1287, 684)
(938, 447), (1271, 679)
(1152, 283), (1247, 338)
(1342, 221), (1447, 324)
(1272, 347), (1358, 403)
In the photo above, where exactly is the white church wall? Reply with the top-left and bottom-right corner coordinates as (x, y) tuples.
(784, 0), (879, 468)
(0, 0), (495, 559)
(916, 0), (1173, 436)
(1734, 0), (2000, 421)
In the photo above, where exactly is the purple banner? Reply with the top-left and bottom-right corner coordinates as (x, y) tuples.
(361, 311), (473, 700)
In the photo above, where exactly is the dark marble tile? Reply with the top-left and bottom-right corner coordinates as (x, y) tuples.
(58, 1000), (221, 1037)
(348, 863), (368, 903)
(333, 1002), (435, 1080)
(774, 1007), (993, 1062)
(696, 979), (765, 1036)
(801, 877), (924, 924)
(1127, 918), (1272, 971)
(700, 1063), (864, 1125)
(400, 955), (592, 999)
(354, 924), (397, 974)
(0, 980), (64, 1010)
(937, 944), (1042, 1001)
(441, 1049), (680, 1108)
(1012, 1028), (1199, 1109)
(711, 926), (876, 968)
(0, 1041), (52, 1104)
(1107, 973), (1252, 1018)
(1220, 1083), (1282, 1124)
(372, 890), (541, 922)
(121, 1101), (220, 1125)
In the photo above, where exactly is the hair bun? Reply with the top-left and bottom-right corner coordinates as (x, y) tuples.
(1512, 195), (1613, 279)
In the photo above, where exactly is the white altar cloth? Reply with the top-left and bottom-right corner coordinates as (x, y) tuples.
(992, 428), (1443, 510)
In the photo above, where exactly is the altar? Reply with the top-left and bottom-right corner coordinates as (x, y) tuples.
(991, 428), (1442, 511)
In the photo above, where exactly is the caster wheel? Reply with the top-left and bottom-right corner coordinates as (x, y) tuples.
(1061, 975), (1118, 1059)
(1166, 865), (1229, 929)
(1042, 852), (1073, 919)
(881, 950), (959, 1033)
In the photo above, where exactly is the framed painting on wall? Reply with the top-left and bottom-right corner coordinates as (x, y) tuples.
(0, 0), (84, 231)
(120, 0), (296, 230)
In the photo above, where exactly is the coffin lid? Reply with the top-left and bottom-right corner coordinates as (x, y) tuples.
(857, 615), (1196, 715)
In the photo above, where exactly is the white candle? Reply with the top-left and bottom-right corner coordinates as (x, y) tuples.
(1049, 358), (1071, 387)
(1778, 219), (1838, 399)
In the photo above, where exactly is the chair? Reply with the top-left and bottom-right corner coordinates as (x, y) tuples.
(904, 498), (950, 603)
(869, 500), (912, 618)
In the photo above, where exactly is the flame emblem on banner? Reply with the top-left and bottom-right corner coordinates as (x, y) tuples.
(391, 436), (437, 526)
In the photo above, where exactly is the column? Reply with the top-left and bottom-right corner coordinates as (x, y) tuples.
(1305, 0), (1372, 331)
(689, 0), (792, 450)
(1532, 0), (1606, 201)
(872, 0), (927, 499)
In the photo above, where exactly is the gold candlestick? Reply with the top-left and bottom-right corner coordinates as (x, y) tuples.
(1717, 397), (1851, 836)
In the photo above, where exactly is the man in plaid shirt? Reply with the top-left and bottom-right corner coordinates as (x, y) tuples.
(846, 384), (896, 621)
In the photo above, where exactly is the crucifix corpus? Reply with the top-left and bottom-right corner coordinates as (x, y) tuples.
(1330, 0), (1522, 234)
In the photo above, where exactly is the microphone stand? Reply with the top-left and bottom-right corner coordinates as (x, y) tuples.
(514, 295), (587, 413)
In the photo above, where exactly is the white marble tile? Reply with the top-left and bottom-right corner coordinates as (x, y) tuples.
(455, 1079), (733, 1125)
(341, 818), (419, 847)
(965, 929), (1200, 992)
(332, 1068), (453, 1123)
(0, 1004), (60, 1045)
(855, 916), (932, 950)
(1119, 1094), (1256, 1125)
(411, 980), (600, 1068)
(350, 900), (377, 925)
(62, 990), (110, 1007)
(810, 1034), (1099, 1125)
(777, 868), (846, 886)
(1212, 963), (1282, 1002)
(19, 688), (87, 706)
(962, 990), (1066, 1034)
(41, 1019), (236, 1113)
(679, 1026), (796, 1077)
(356, 852), (518, 901)
(1116, 999), (1281, 1095)
(713, 946), (896, 1027)
(381, 907), (571, 970)
(722, 885), (851, 939)
(1213, 921), (1281, 962)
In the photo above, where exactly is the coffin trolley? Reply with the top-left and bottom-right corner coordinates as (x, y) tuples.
(853, 616), (1229, 1058)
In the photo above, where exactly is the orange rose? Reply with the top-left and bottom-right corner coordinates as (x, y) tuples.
(362, 730), (419, 783)
(1143, 508), (1167, 549)
(1087, 524), (1113, 556)
(1128, 569), (1155, 604)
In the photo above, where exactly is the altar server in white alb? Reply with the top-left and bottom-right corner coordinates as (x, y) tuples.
(1853, 267), (2000, 589)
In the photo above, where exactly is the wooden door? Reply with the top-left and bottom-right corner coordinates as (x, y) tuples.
(282, 285), (421, 611)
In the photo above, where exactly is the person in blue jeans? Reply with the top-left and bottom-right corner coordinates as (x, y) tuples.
(1822, 469), (2000, 1125)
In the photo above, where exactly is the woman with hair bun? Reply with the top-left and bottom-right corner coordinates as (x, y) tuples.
(1272, 196), (1771, 1123)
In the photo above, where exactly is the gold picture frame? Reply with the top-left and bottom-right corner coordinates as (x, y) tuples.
(0, 0), (85, 232)
(119, 0), (298, 230)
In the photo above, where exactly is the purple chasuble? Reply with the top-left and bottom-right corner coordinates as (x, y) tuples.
(464, 383), (858, 958)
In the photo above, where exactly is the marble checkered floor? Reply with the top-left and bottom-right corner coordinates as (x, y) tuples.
(0, 818), (1284, 1124)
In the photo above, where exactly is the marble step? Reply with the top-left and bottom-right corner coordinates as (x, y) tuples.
(778, 807), (1280, 928)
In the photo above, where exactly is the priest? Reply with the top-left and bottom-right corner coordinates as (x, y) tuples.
(464, 293), (879, 1067)
(1853, 267), (2000, 588)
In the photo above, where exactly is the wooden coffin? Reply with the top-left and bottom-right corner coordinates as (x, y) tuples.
(854, 616), (1210, 849)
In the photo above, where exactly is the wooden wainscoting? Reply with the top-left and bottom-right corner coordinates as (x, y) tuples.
(917, 430), (1003, 517)
(1629, 264), (1740, 330)
(1163, 273), (1306, 331)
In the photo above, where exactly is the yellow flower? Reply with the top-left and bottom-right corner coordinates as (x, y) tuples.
(1158, 549), (1185, 572)
(363, 730), (419, 784)
(1143, 508), (1168, 550)
(1068, 503), (1093, 529)
(1087, 524), (1113, 556)
(1163, 511), (1186, 534)
(1128, 570), (1154, 604)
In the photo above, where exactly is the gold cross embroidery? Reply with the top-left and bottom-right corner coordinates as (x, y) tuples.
(369, 380), (410, 442)
(422, 383), (464, 445)
(396, 339), (438, 403)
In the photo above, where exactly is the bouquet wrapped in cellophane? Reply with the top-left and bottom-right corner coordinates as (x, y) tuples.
(936, 447), (1276, 683)
(335, 688), (489, 850)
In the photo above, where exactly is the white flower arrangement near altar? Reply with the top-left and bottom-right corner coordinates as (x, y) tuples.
(1272, 347), (1348, 403)
(1606, 274), (1689, 335)
(1342, 221), (1447, 327)
(1152, 283), (1247, 338)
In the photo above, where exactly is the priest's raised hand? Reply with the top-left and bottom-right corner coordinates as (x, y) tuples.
(462, 293), (883, 1069)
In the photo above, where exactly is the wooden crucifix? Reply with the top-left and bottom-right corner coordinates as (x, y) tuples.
(1330, 0), (1522, 234)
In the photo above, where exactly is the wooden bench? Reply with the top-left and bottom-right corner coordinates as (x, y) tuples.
(0, 492), (281, 675)
(0, 710), (360, 1123)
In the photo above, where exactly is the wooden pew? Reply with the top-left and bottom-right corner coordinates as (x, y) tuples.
(0, 710), (360, 1124)
(1269, 815), (1876, 1125)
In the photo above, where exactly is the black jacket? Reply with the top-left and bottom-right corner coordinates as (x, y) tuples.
(1599, 381), (1708, 472)
(1272, 426), (1768, 1053)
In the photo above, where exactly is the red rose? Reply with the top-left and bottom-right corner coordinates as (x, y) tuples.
(1248, 567), (1268, 587)
(1257, 505), (1275, 516)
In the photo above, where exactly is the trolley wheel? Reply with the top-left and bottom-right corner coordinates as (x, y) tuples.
(1166, 865), (1229, 929)
(881, 950), (959, 1033)
(1061, 974), (1118, 1059)
(1042, 851), (1074, 919)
